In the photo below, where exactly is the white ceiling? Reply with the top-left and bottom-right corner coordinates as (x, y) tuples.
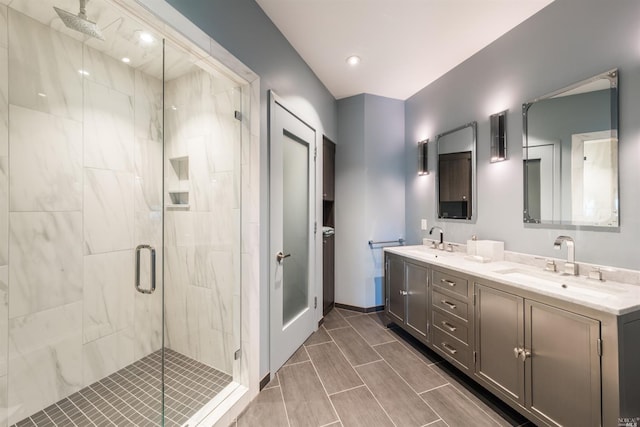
(256, 0), (554, 100)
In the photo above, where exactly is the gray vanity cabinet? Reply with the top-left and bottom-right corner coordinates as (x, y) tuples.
(475, 284), (525, 405)
(406, 261), (429, 340)
(431, 268), (473, 371)
(386, 253), (406, 325)
(385, 254), (429, 343)
(475, 283), (601, 427)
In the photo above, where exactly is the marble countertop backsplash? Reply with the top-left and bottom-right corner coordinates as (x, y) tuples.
(422, 238), (640, 286)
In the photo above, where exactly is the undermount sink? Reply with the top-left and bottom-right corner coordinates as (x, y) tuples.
(402, 247), (449, 259)
(494, 268), (625, 298)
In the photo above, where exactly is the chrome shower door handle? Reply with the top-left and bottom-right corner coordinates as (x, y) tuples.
(135, 244), (156, 294)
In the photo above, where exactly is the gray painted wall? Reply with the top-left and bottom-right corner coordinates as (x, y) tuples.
(405, 0), (640, 270)
(164, 0), (337, 379)
(336, 94), (405, 309)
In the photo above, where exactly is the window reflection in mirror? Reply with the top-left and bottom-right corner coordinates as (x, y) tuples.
(436, 122), (477, 221)
(523, 69), (618, 227)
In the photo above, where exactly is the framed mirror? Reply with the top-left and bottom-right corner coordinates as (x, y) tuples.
(436, 122), (477, 220)
(523, 69), (618, 227)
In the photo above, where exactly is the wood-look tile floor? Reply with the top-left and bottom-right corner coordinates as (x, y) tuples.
(231, 308), (535, 427)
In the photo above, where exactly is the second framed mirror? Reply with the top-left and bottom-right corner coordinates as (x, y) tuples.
(436, 122), (477, 221)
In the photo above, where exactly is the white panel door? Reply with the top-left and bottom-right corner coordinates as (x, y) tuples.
(269, 92), (317, 374)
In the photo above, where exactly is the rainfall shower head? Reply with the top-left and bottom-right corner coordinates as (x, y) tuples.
(54, 0), (104, 40)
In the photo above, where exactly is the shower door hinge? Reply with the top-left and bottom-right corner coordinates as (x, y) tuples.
(234, 349), (241, 360)
(473, 351), (477, 365)
(314, 147), (317, 160)
(234, 110), (242, 121)
(314, 297), (317, 309)
(314, 221), (317, 235)
(597, 338), (602, 357)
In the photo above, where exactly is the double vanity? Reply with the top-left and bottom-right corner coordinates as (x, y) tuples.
(384, 244), (640, 427)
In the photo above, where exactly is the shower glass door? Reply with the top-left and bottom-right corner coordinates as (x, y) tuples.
(162, 39), (243, 425)
(1, 1), (165, 425)
(1, 1), (245, 426)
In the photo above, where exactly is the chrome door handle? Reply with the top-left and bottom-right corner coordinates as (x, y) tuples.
(519, 348), (532, 362)
(399, 290), (408, 296)
(135, 244), (156, 294)
(441, 279), (456, 287)
(442, 342), (457, 355)
(441, 321), (457, 332)
(441, 300), (457, 310)
(513, 347), (522, 359)
(276, 251), (291, 263)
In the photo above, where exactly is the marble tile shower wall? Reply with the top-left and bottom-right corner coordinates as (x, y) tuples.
(163, 68), (241, 376)
(0, 7), (164, 425)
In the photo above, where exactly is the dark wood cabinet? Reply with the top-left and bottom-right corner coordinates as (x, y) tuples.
(323, 138), (335, 201)
(322, 235), (334, 315)
(322, 136), (336, 316)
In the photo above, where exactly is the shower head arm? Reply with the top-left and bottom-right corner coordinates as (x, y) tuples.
(78, 0), (87, 19)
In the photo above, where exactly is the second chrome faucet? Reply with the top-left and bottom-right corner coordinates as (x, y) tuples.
(554, 235), (579, 276)
(429, 226), (444, 250)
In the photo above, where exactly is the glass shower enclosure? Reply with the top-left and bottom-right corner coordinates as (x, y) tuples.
(0, 0), (245, 425)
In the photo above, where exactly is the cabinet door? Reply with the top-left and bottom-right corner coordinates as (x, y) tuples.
(322, 138), (335, 201)
(525, 301), (601, 427)
(475, 284), (525, 406)
(322, 235), (334, 315)
(405, 262), (428, 341)
(386, 255), (405, 324)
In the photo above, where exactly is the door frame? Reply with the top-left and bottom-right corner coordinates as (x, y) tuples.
(268, 91), (321, 375)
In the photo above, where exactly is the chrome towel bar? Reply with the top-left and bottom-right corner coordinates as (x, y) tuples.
(368, 238), (405, 248)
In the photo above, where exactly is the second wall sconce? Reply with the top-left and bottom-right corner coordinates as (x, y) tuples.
(418, 139), (429, 175)
(490, 110), (507, 162)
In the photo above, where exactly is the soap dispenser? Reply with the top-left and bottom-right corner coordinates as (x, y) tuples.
(467, 235), (477, 256)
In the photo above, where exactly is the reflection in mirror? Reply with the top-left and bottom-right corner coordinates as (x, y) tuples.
(523, 69), (618, 227)
(436, 122), (477, 220)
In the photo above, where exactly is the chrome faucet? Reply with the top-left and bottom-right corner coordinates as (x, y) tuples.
(429, 226), (444, 250)
(553, 235), (579, 276)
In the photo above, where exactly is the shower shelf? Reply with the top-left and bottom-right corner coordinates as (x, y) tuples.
(168, 156), (190, 209)
(168, 190), (189, 207)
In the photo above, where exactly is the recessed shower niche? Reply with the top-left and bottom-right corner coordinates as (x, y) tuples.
(168, 155), (190, 208)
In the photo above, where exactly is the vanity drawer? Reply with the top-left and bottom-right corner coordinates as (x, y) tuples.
(432, 290), (468, 321)
(433, 269), (468, 298)
(433, 327), (471, 369)
(433, 310), (469, 344)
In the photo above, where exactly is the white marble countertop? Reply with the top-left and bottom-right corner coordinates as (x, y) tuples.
(385, 245), (640, 316)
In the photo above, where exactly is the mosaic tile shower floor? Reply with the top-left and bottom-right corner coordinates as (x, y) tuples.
(11, 348), (232, 427)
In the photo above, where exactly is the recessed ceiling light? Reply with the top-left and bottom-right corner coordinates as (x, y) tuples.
(346, 55), (361, 66)
(78, 69), (90, 76)
(37, 92), (47, 98)
(121, 57), (131, 64)
(138, 31), (155, 45)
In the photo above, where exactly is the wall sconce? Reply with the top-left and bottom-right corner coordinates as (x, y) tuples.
(418, 139), (429, 175)
(490, 110), (507, 162)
